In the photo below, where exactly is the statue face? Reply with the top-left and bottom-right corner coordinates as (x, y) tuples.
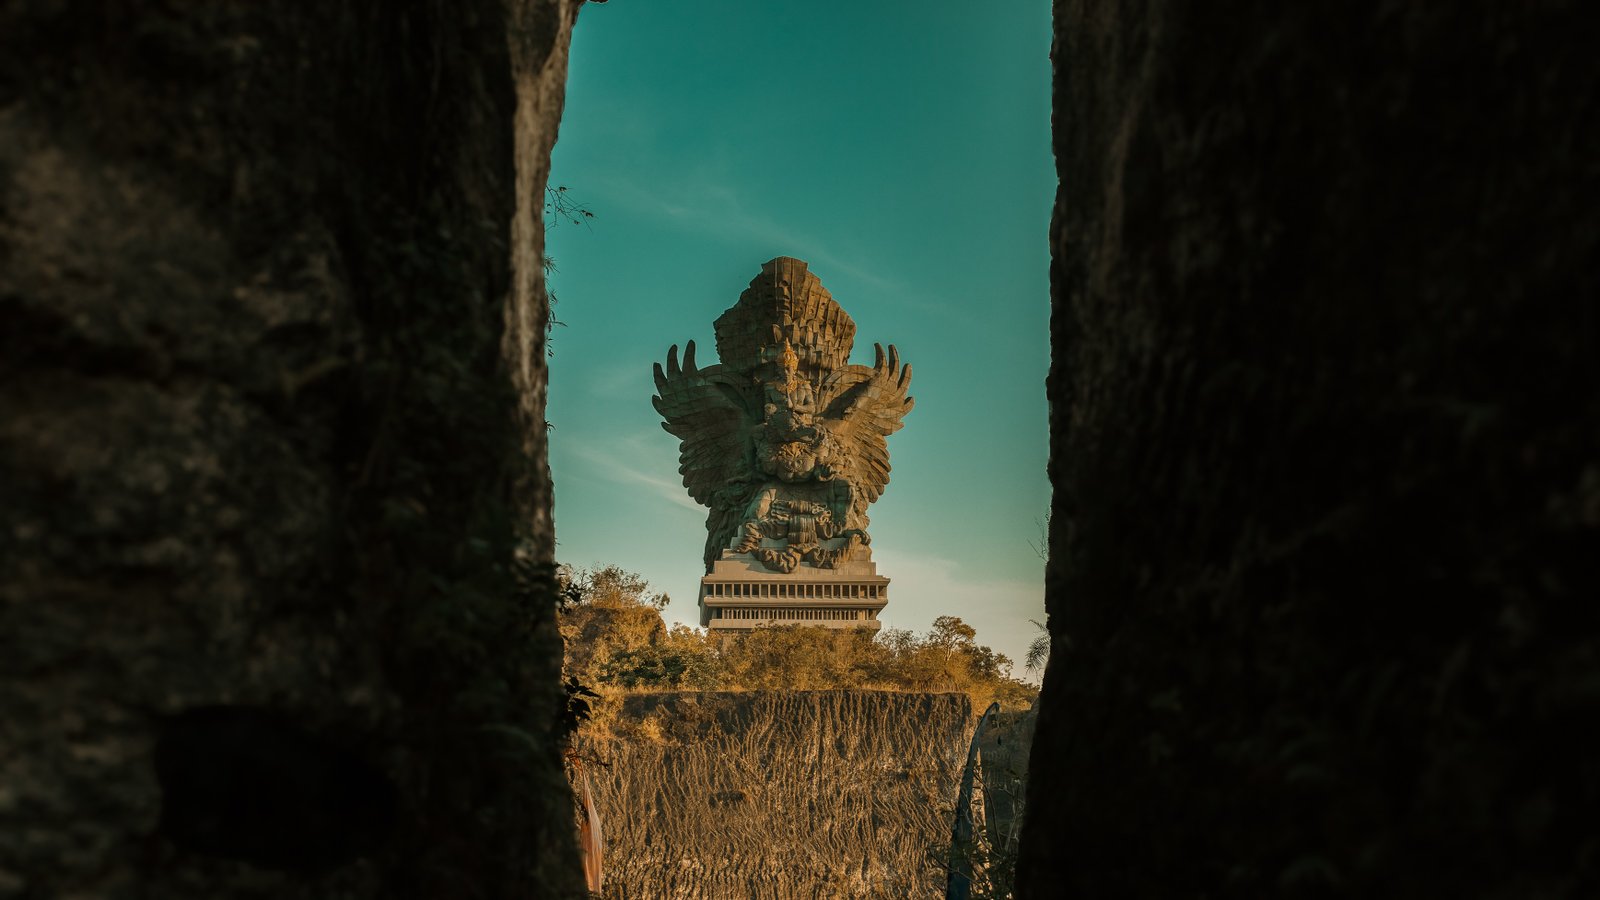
(772, 440), (816, 480)
(753, 427), (839, 482)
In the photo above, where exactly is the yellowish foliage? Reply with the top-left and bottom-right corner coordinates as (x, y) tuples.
(559, 565), (1038, 716)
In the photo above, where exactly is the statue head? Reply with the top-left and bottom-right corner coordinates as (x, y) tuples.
(752, 420), (844, 482)
(713, 258), (856, 379)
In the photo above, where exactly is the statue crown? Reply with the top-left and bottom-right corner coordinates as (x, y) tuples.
(714, 257), (855, 376)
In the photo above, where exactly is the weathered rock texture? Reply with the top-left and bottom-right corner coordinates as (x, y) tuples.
(973, 707), (1035, 872)
(1, 1), (585, 896)
(584, 691), (971, 898)
(1023, 2), (1599, 896)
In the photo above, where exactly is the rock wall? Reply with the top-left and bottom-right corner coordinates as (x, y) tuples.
(583, 691), (972, 899)
(973, 708), (1035, 872)
(1023, 1), (1599, 896)
(1, 1), (585, 896)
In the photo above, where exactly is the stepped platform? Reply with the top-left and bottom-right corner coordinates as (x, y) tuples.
(698, 552), (888, 632)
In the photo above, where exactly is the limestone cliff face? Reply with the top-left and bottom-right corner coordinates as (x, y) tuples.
(583, 691), (972, 899)
(1025, 1), (1599, 895)
(0, 2), (585, 896)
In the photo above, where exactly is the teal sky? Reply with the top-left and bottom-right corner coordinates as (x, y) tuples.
(546, 0), (1053, 673)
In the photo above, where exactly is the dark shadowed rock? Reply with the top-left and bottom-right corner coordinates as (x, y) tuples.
(1023, 1), (1599, 896)
(154, 707), (397, 874)
(1, 1), (587, 896)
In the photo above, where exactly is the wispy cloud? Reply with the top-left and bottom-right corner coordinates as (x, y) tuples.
(587, 365), (649, 399)
(572, 433), (706, 516)
(587, 173), (902, 293)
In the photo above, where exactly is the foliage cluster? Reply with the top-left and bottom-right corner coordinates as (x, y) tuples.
(558, 565), (1038, 715)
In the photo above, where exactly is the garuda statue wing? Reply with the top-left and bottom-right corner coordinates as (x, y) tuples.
(652, 340), (759, 569)
(819, 343), (914, 526)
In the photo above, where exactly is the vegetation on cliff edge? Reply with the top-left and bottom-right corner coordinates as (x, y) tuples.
(558, 565), (1038, 717)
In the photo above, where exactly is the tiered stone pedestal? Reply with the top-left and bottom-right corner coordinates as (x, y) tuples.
(699, 551), (888, 632)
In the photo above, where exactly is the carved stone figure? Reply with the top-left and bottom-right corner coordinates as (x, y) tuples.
(653, 257), (914, 575)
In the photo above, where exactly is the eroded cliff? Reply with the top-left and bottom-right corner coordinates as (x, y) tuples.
(582, 690), (973, 899)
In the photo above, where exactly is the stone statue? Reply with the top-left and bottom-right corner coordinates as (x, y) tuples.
(653, 257), (914, 574)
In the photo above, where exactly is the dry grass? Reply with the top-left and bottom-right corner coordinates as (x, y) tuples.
(579, 690), (973, 899)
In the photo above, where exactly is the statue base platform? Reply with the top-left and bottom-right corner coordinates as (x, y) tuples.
(698, 551), (889, 632)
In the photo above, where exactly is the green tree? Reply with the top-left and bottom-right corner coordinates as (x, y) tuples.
(558, 565), (669, 683)
(562, 564), (669, 610)
(599, 627), (725, 690)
